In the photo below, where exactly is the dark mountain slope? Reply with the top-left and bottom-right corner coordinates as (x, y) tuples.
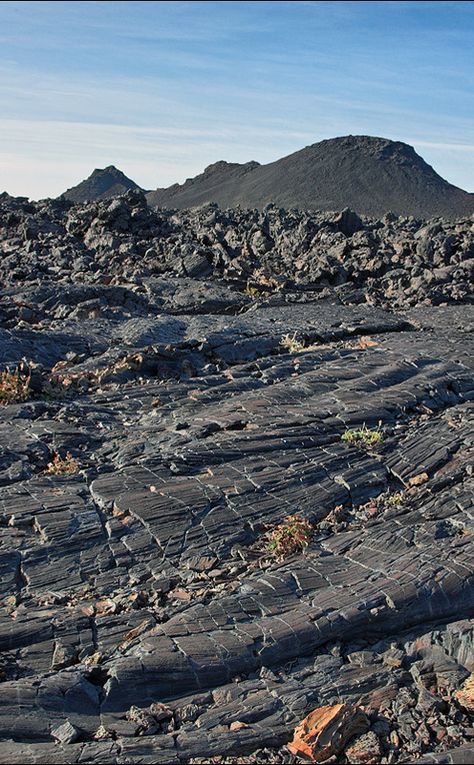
(146, 135), (474, 218)
(147, 160), (260, 210)
(61, 165), (142, 203)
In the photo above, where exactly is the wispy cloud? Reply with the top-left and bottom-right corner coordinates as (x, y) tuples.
(0, 117), (316, 197)
(411, 141), (474, 152)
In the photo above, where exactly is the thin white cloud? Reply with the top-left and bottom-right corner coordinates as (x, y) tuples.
(410, 140), (474, 153)
(0, 117), (315, 198)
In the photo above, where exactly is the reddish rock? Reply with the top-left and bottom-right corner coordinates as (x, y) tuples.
(229, 721), (249, 731)
(455, 673), (474, 712)
(288, 703), (369, 762)
(408, 472), (429, 487)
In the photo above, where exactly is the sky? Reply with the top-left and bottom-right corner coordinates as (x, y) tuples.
(1, 0), (473, 199)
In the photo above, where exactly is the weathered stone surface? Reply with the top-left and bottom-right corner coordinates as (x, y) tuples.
(345, 730), (383, 763)
(454, 673), (474, 712)
(417, 747), (474, 764)
(51, 721), (81, 744)
(0, 194), (473, 763)
(288, 703), (369, 761)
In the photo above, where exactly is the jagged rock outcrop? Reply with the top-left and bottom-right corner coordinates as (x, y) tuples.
(1, 191), (473, 311)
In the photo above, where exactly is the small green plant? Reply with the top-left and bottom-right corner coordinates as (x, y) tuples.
(386, 492), (403, 506)
(266, 514), (314, 559)
(280, 333), (306, 354)
(0, 368), (31, 405)
(45, 452), (79, 476)
(341, 424), (383, 450)
(244, 285), (264, 298)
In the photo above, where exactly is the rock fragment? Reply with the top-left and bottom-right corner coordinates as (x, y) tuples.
(345, 730), (382, 763)
(455, 673), (474, 712)
(287, 703), (369, 762)
(50, 720), (81, 744)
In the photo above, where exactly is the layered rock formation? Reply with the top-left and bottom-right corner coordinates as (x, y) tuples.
(0, 190), (473, 763)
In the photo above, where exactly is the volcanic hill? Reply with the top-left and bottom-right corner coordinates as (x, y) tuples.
(61, 165), (143, 203)
(146, 135), (474, 218)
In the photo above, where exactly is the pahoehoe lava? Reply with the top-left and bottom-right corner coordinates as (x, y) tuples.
(0, 184), (473, 763)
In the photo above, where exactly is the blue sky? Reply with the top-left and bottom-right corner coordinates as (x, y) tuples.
(1, 0), (473, 198)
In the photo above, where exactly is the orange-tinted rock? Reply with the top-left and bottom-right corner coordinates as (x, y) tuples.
(455, 673), (474, 712)
(288, 703), (369, 762)
(229, 720), (249, 731)
(408, 472), (429, 486)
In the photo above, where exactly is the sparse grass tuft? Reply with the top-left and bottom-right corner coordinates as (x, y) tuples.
(266, 514), (314, 559)
(386, 492), (403, 506)
(358, 490), (405, 520)
(280, 332), (306, 353)
(341, 424), (383, 450)
(244, 285), (264, 298)
(0, 369), (31, 405)
(45, 452), (79, 476)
